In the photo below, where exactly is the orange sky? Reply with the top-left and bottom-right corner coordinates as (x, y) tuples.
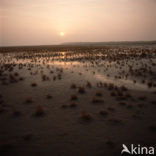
(0, 0), (156, 46)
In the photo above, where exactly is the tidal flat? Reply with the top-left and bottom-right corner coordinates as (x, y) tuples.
(0, 45), (156, 156)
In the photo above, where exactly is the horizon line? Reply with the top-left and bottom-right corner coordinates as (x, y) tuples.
(1, 40), (156, 48)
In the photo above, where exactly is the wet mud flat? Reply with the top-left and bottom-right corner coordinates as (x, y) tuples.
(0, 45), (156, 156)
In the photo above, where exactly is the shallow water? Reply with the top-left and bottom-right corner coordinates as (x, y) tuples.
(0, 50), (155, 92)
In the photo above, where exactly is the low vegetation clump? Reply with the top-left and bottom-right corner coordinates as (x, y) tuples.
(81, 112), (93, 120)
(99, 109), (108, 116)
(71, 94), (78, 100)
(34, 106), (45, 116)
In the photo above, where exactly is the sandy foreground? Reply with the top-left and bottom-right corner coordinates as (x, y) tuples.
(0, 46), (156, 156)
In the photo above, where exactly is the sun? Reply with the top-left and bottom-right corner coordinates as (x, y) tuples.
(60, 32), (65, 36)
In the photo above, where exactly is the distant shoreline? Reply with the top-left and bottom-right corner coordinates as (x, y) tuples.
(1, 41), (156, 48)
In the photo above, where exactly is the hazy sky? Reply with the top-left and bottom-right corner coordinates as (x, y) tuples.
(0, 0), (156, 46)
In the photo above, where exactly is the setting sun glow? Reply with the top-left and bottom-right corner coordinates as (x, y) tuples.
(60, 32), (65, 37)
